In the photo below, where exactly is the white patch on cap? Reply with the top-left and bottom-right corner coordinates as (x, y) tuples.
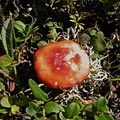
(69, 78), (74, 81)
(56, 53), (59, 55)
(67, 61), (71, 64)
(57, 67), (60, 70)
(71, 63), (78, 71)
(63, 51), (80, 71)
(55, 82), (59, 86)
(65, 51), (74, 60)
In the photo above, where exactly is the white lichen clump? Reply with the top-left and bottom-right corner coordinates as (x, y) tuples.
(63, 27), (81, 40)
(86, 45), (108, 81)
(60, 27), (109, 106)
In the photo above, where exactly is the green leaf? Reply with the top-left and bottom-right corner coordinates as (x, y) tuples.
(96, 31), (104, 38)
(11, 105), (19, 114)
(78, 24), (85, 30)
(106, 44), (113, 49)
(94, 114), (114, 120)
(0, 108), (9, 113)
(24, 24), (30, 33)
(15, 36), (30, 42)
(110, 78), (120, 81)
(25, 18), (38, 36)
(73, 116), (83, 120)
(99, 0), (109, 3)
(1, 66), (10, 73)
(70, 20), (77, 23)
(26, 106), (37, 116)
(49, 29), (56, 35)
(32, 35), (40, 41)
(15, 100), (29, 107)
(0, 55), (13, 67)
(50, 114), (58, 120)
(37, 40), (47, 48)
(26, 102), (39, 116)
(96, 97), (108, 112)
(63, 102), (80, 119)
(82, 103), (94, 112)
(79, 33), (90, 45)
(0, 82), (4, 90)
(94, 115), (102, 120)
(0, 96), (12, 108)
(45, 101), (64, 114)
(89, 30), (97, 36)
(0, 94), (3, 99)
(34, 114), (43, 120)
(14, 20), (26, 32)
(0, 18), (13, 57)
(90, 31), (106, 52)
(28, 79), (48, 101)
(47, 33), (55, 39)
(29, 102), (38, 112)
(9, 61), (20, 68)
(18, 93), (31, 101)
(59, 112), (66, 120)
(15, 93), (31, 106)
(31, 26), (39, 33)
(101, 114), (114, 120)
(72, 100), (83, 110)
(46, 21), (54, 27)
(90, 53), (99, 58)
(70, 14), (76, 20)
(91, 37), (106, 52)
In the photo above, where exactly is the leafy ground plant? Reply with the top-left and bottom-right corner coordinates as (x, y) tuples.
(0, 0), (119, 119)
(0, 79), (114, 120)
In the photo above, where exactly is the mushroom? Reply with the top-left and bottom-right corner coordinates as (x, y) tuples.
(33, 40), (90, 89)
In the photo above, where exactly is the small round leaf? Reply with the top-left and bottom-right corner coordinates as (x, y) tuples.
(0, 96), (12, 108)
(11, 105), (19, 114)
(45, 101), (64, 114)
(83, 103), (94, 112)
(0, 55), (13, 67)
(64, 102), (80, 119)
(0, 82), (4, 90)
(89, 30), (97, 36)
(96, 97), (108, 112)
(37, 41), (47, 48)
(101, 114), (114, 120)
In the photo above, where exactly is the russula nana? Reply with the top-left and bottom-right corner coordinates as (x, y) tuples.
(33, 40), (90, 89)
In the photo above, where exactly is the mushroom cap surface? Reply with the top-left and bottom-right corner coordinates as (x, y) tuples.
(33, 40), (90, 89)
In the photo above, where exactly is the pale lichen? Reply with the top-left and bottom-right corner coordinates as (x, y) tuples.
(60, 27), (109, 106)
(86, 44), (109, 81)
(62, 27), (81, 40)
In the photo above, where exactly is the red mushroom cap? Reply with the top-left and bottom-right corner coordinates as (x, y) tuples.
(33, 40), (90, 89)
